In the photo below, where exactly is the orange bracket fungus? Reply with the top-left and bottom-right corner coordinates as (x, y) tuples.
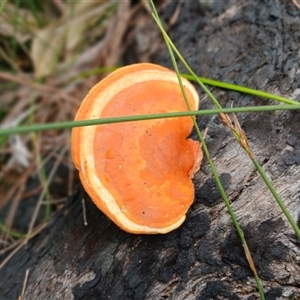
(72, 63), (203, 234)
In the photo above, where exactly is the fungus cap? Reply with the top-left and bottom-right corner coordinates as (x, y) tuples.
(72, 63), (202, 234)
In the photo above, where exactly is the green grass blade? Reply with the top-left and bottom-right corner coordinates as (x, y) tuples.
(150, 14), (222, 109)
(253, 159), (300, 238)
(26, 0), (44, 27)
(28, 95), (51, 223)
(0, 222), (28, 239)
(150, 0), (300, 241)
(0, 0), (7, 14)
(150, 0), (265, 298)
(182, 74), (299, 105)
(0, 104), (299, 136)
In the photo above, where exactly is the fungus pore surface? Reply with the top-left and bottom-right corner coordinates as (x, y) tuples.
(72, 63), (201, 234)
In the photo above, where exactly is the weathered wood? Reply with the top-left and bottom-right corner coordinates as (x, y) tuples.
(1, 1), (300, 299)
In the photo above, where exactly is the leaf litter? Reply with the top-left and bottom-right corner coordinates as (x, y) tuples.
(0, 0), (166, 268)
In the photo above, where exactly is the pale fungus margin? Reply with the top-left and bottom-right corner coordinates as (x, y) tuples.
(72, 63), (202, 234)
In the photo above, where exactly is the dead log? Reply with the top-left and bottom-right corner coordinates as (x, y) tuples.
(1, 1), (300, 299)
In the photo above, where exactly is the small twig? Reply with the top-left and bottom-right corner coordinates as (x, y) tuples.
(0, 238), (23, 256)
(0, 241), (24, 270)
(0, 167), (32, 241)
(292, 0), (300, 8)
(0, 223), (47, 270)
(0, 71), (77, 104)
(25, 146), (68, 244)
(0, 239), (10, 247)
(18, 269), (30, 300)
(1, 180), (26, 241)
(81, 197), (88, 226)
(169, 0), (184, 26)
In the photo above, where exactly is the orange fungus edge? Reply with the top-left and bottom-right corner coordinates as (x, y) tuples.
(71, 63), (202, 233)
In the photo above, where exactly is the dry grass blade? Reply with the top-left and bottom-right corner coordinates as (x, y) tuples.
(168, 0), (183, 26)
(18, 269), (30, 300)
(0, 223), (47, 270)
(31, 2), (114, 78)
(0, 3), (38, 43)
(93, 1), (131, 68)
(292, 0), (300, 8)
(220, 112), (255, 160)
(0, 170), (27, 241)
(0, 71), (76, 103)
(25, 145), (68, 243)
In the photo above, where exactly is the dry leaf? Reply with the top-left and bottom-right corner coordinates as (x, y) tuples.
(31, 1), (114, 78)
(61, 1), (111, 52)
(31, 25), (64, 78)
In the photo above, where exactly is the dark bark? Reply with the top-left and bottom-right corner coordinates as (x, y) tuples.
(1, 1), (300, 299)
